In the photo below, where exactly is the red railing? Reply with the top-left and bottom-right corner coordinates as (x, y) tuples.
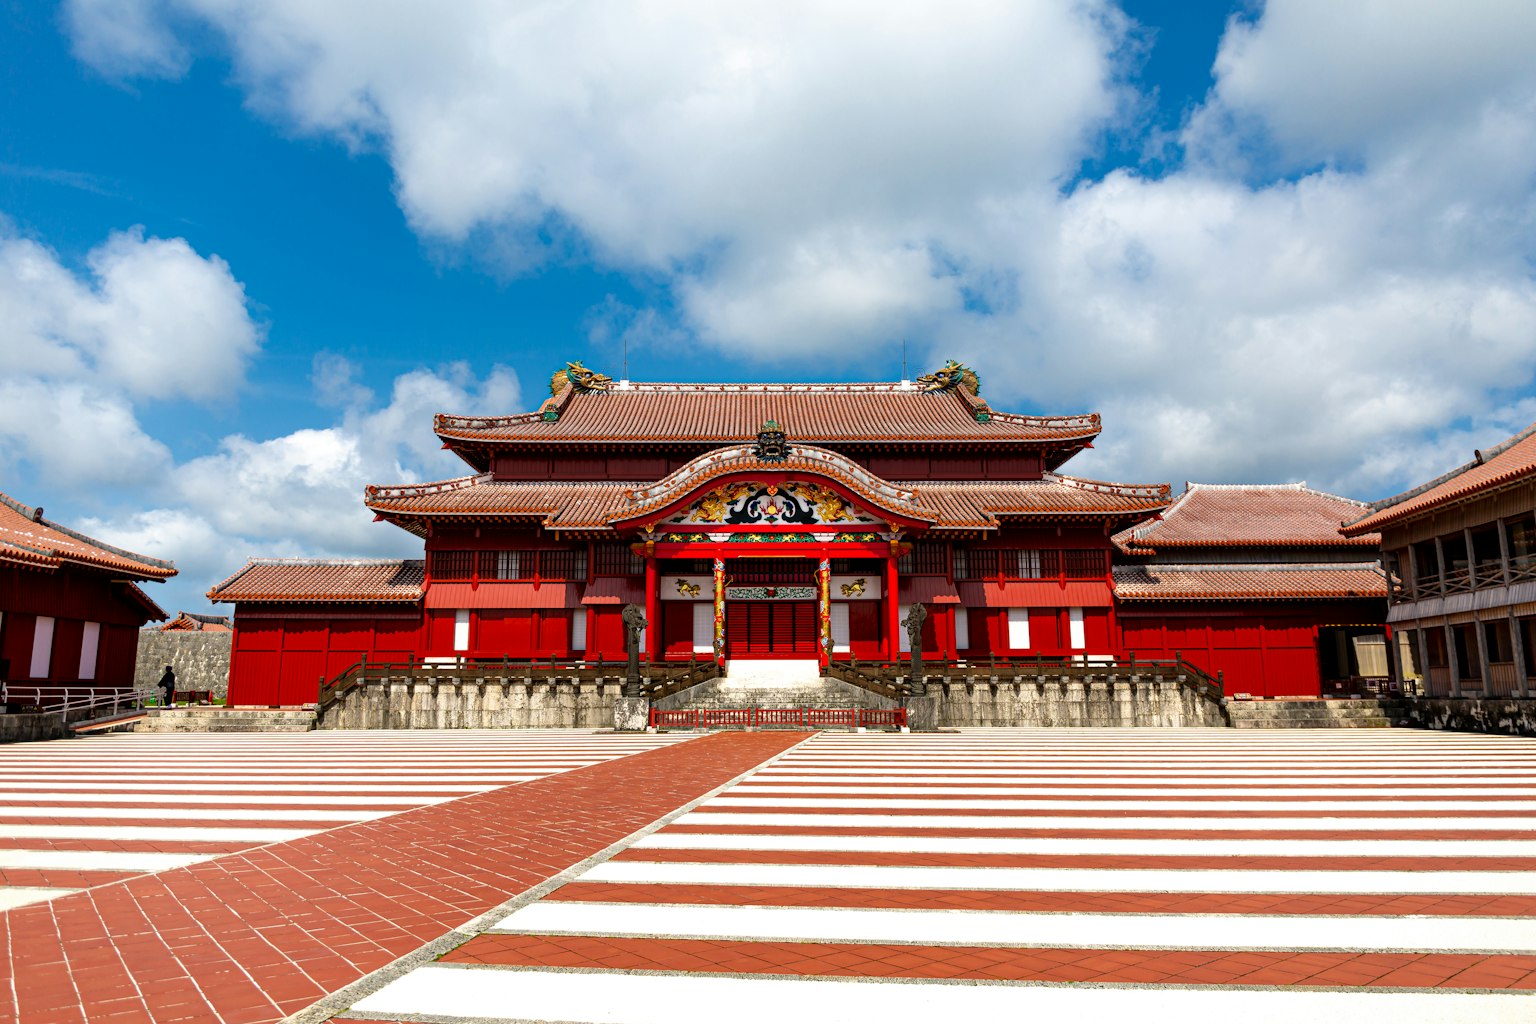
(648, 707), (908, 729)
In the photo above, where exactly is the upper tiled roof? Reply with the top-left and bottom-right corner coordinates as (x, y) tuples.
(1114, 483), (1377, 553)
(208, 559), (424, 604)
(365, 468), (1170, 533)
(0, 491), (176, 580)
(434, 382), (1101, 447)
(1342, 423), (1536, 536)
(1113, 563), (1388, 602)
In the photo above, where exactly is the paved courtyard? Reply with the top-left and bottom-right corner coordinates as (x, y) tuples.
(4, 728), (1536, 1022)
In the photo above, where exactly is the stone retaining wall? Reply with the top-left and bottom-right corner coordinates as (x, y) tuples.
(317, 675), (630, 730)
(1401, 698), (1536, 737)
(0, 712), (72, 743)
(134, 631), (231, 699)
(926, 673), (1229, 728)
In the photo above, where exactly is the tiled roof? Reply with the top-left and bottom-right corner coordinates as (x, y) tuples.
(365, 469), (1171, 533)
(1114, 483), (1377, 553)
(160, 611), (233, 632)
(1113, 563), (1388, 602)
(208, 559), (424, 604)
(0, 491), (176, 580)
(434, 382), (1101, 447)
(1342, 423), (1536, 535)
(916, 476), (1171, 528)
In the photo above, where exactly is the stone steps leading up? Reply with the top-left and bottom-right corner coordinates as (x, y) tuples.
(136, 708), (317, 733)
(657, 675), (893, 713)
(1224, 699), (1406, 729)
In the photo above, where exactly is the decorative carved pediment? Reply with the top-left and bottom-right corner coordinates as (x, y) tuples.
(669, 480), (881, 527)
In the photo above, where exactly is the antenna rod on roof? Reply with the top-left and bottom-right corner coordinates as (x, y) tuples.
(623, 335), (628, 381)
(902, 339), (907, 381)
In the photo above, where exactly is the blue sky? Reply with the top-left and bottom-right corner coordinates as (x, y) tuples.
(2, 0), (1534, 617)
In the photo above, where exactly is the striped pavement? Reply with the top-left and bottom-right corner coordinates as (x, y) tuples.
(342, 729), (1536, 1023)
(0, 729), (693, 910)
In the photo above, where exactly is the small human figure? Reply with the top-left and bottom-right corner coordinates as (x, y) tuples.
(157, 664), (176, 706)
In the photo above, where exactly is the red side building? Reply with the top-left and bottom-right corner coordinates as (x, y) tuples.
(0, 491), (174, 703)
(1113, 484), (1389, 697)
(211, 367), (1176, 705)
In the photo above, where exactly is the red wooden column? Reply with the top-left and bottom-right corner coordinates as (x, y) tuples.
(885, 552), (901, 661)
(816, 556), (831, 670)
(644, 556), (659, 661)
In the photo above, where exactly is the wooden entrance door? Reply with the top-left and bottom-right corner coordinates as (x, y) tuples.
(725, 602), (817, 658)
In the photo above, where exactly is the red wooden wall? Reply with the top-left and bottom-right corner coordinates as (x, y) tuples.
(0, 565), (157, 694)
(228, 606), (420, 705)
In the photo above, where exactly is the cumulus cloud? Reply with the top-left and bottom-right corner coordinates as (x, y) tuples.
(0, 223), (260, 484)
(62, 0), (1536, 500)
(85, 359), (522, 614)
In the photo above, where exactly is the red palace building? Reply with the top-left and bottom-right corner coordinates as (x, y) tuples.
(1, 491), (174, 704)
(209, 362), (1388, 705)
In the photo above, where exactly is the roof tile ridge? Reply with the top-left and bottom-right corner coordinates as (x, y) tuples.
(434, 410), (544, 431)
(249, 556), (425, 566)
(982, 409), (1102, 432)
(1348, 420), (1536, 527)
(1133, 562), (1385, 572)
(1050, 472), (1173, 499)
(366, 473), (490, 499)
(602, 380), (913, 392)
(0, 492), (175, 575)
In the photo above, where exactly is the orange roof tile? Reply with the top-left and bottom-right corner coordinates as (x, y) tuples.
(208, 559), (424, 603)
(1342, 423), (1536, 536)
(364, 467), (1170, 534)
(1113, 563), (1387, 602)
(0, 492), (176, 580)
(1114, 483), (1377, 553)
(435, 381), (1101, 447)
(160, 611), (233, 632)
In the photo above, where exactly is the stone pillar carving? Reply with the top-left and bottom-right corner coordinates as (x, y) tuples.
(622, 603), (647, 699)
(904, 602), (927, 697)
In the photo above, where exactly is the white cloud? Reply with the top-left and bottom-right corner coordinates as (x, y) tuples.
(62, 0), (1536, 502)
(84, 359), (522, 614)
(0, 223), (260, 484)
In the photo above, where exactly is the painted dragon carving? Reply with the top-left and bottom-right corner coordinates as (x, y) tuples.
(550, 360), (614, 396)
(839, 577), (868, 597)
(787, 482), (853, 523)
(916, 359), (981, 394)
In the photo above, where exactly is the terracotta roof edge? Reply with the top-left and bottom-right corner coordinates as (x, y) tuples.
(0, 491), (176, 576)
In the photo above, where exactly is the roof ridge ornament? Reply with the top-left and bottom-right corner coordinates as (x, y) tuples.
(916, 359), (981, 395)
(754, 419), (789, 463)
(550, 360), (613, 396)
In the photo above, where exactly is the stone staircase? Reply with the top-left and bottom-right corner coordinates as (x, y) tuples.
(1224, 698), (1408, 729)
(135, 708), (318, 733)
(656, 659), (894, 718)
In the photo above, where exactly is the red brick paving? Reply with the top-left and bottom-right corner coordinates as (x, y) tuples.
(544, 881), (1536, 917)
(0, 731), (808, 1024)
(438, 932), (1536, 988)
(0, 869), (139, 889)
(666, 824), (1536, 840)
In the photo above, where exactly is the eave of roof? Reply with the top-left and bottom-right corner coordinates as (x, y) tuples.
(1115, 482), (1379, 554)
(1112, 563), (1388, 602)
(1342, 423), (1536, 536)
(0, 491), (176, 580)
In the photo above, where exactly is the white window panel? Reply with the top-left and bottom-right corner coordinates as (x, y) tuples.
(954, 607), (969, 650)
(78, 622), (101, 680)
(571, 610), (588, 651)
(1017, 550), (1042, 578)
(692, 603), (714, 653)
(453, 609), (471, 652)
(830, 603), (851, 653)
(497, 550), (520, 580)
(1006, 608), (1030, 649)
(1069, 607), (1086, 650)
(898, 604), (911, 653)
(30, 616), (54, 678)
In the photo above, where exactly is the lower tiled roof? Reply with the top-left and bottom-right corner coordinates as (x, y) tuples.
(1114, 483), (1377, 553)
(364, 471), (1170, 532)
(1113, 563), (1388, 602)
(208, 559), (425, 603)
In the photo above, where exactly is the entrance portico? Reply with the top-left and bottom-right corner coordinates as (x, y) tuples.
(612, 434), (930, 668)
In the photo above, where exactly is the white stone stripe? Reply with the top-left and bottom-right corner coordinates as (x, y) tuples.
(349, 966), (1536, 1023)
(493, 901), (1536, 954)
(735, 783), (1536, 795)
(0, 806), (393, 822)
(0, 849), (217, 871)
(756, 767), (1536, 776)
(0, 824), (315, 842)
(674, 811), (1536, 832)
(582, 860), (1536, 895)
(0, 887), (77, 910)
(0, 792), (451, 806)
(634, 833), (1536, 857)
(703, 797), (1536, 811)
